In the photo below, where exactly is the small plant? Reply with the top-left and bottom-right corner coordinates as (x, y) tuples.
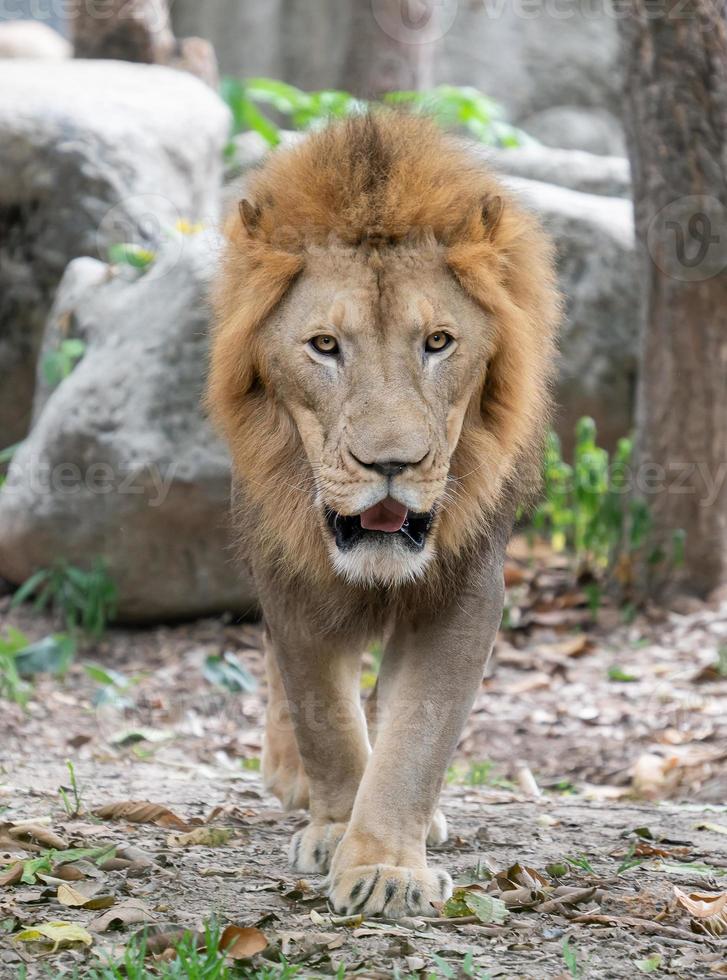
(42, 338), (87, 388)
(0, 628), (76, 706)
(0, 627), (33, 706)
(74, 920), (299, 979)
(58, 759), (85, 818)
(562, 937), (583, 978)
(530, 417), (685, 593)
(84, 663), (136, 708)
(221, 77), (530, 151)
(12, 559), (117, 638)
(447, 759), (514, 790)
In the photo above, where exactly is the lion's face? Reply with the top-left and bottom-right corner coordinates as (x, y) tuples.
(260, 246), (495, 586)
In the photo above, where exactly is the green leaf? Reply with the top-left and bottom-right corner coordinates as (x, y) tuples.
(0, 442), (21, 465)
(203, 651), (257, 693)
(565, 854), (595, 874)
(11, 569), (50, 608)
(562, 937), (581, 978)
(443, 887), (507, 924)
(20, 854), (53, 884)
(14, 634), (76, 677)
(83, 663), (130, 688)
(635, 954), (662, 973)
(608, 665), (638, 682)
(108, 243), (156, 269)
(463, 890), (508, 924)
(16, 920), (93, 949)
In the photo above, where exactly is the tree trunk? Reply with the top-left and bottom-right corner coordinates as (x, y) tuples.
(341, 0), (440, 97)
(72, 0), (175, 63)
(617, 0), (727, 596)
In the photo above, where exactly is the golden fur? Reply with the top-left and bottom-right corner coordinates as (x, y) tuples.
(208, 112), (559, 595)
(207, 113), (561, 917)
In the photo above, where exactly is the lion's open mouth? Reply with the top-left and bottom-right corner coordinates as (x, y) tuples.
(325, 499), (434, 552)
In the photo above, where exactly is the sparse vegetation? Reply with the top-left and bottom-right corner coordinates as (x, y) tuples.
(71, 922), (300, 980)
(12, 559), (117, 638)
(221, 77), (531, 151)
(0, 627), (75, 706)
(42, 338), (87, 388)
(529, 417), (685, 594)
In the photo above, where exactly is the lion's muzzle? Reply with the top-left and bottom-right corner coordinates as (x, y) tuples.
(325, 504), (434, 552)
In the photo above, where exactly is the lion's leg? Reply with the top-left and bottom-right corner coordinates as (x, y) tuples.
(366, 680), (447, 846)
(261, 639), (309, 811)
(328, 571), (504, 917)
(264, 623), (370, 875)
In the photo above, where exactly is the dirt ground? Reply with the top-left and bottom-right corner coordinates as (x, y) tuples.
(2, 545), (727, 977)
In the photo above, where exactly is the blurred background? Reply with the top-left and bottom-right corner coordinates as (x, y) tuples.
(1, 2), (727, 975)
(0, 0), (726, 870)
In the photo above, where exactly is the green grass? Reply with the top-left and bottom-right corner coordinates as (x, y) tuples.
(58, 923), (300, 979)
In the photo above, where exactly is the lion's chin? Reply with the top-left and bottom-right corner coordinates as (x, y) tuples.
(327, 534), (434, 588)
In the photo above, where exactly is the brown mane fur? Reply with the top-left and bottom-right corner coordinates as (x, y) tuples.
(208, 112), (560, 606)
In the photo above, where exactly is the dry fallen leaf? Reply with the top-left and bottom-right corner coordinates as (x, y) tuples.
(7, 823), (68, 851)
(166, 827), (233, 848)
(93, 801), (190, 831)
(57, 882), (115, 910)
(674, 886), (727, 936)
(220, 924), (268, 959)
(0, 862), (23, 887)
(696, 822), (727, 837)
(89, 898), (155, 933)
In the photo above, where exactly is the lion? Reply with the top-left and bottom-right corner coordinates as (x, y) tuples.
(208, 113), (559, 917)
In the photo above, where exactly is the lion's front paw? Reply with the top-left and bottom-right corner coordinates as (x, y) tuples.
(289, 822), (347, 874)
(328, 864), (452, 917)
(262, 727), (310, 811)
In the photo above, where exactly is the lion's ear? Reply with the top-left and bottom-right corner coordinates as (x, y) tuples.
(481, 195), (504, 240)
(239, 198), (262, 236)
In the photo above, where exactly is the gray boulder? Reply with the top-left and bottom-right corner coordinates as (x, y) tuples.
(520, 106), (626, 157)
(0, 20), (71, 58)
(483, 145), (630, 199)
(0, 233), (256, 623)
(0, 59), (230, 446)
(505, 177), (638, 450)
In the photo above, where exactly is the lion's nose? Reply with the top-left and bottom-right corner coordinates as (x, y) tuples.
(351, 455), (427, 477)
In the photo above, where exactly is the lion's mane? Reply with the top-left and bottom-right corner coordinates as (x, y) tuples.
(208, 112), (560, 595)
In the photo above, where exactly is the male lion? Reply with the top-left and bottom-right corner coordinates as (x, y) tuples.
(208, 113), (559, 917)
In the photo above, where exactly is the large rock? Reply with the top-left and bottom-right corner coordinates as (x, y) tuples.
(520, 106), (626, 157)
(483, 145), (630, 199)
(0, 234), (256, 623)
(0, 20), (71, 58)
(0, 59), (229, 446)
(505, 177), (639, 450)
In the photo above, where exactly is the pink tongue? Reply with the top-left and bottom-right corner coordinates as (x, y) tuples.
(360, 496), (408, 533)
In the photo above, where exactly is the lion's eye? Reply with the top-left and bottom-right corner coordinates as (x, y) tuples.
(310, 335), (339, 355)
(425, 331), (453, 353)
